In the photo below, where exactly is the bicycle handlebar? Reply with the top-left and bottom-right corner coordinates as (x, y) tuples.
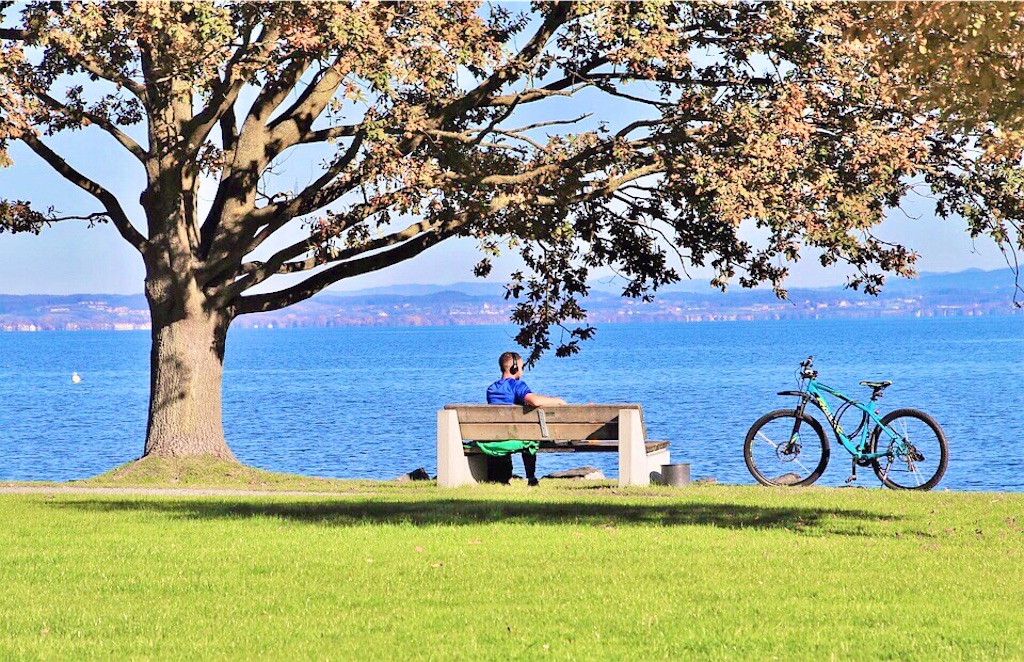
(799, 355), (817, 379)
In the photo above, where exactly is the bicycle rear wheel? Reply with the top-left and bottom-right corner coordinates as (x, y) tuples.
(744, 409), (830, 487)
(870, 409), (948, 490)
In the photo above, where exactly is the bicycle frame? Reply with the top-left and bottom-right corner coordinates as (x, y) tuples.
(785, 379), (894, 461)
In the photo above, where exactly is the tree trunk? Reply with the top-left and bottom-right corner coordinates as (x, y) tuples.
(142, 303), (237, 461)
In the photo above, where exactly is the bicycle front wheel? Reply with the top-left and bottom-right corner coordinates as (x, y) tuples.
(870, 409), (948, 491)
(744, 409), (830, 487)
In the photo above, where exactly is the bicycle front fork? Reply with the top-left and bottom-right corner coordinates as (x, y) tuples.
(787, 403), (806, 451)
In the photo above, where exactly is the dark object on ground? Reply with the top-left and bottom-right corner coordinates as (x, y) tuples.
(544, 466), (606, 480)
(693, 477), (717, 486)
(395, 468), (430, 482)
(661, 463), (691, 487)
(774, 472), (803, 486)
(528, 478), (540, 487)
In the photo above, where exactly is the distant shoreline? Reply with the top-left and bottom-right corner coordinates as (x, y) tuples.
(1, 306), (1021, 333)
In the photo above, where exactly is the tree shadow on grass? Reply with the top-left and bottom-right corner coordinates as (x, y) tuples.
(52, 498), (896, 535)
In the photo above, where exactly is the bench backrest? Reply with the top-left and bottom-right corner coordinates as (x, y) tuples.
(443, 404), (645, 441)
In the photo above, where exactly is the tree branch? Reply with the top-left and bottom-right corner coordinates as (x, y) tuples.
(585, 79), (675, 109)
(485, 55), (609, 107)
(19, 133), (147, 252)
(74, 52), (147, 102)
(0, 27), (29, 40)
(220, 104), (239, 158)
(2, 19), (146, 100)
(487, 87), (581, 107)
(228, 215), (447, 304)
(249, 131), (367, 229)
(580, 73), (776, 88)
(500, 114), (594, 135)
(437, 3), (573, 123)
(233, 220), (465, 315)
(33, 90), (148, 162)
(240, 49), (312, 133)
(186, 24), (281, 153)
(264, 59), (346, 152)
(296, 123), (367, 145)
(200, 131), (368, 286)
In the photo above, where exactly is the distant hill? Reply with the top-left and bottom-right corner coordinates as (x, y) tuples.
(881, 267), (1020, 294)
(0, 293), (148, 315)
(327, 267), (1021, 298)
(328, 281), (508, 298)
(0, 267), (1019, 331)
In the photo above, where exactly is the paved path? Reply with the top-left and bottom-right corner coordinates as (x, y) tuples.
(0, 486), (359, 497)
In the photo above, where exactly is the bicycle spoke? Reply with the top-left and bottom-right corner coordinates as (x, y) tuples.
(757, 431), (779, 449)
(909, 460), (923, 486)
(900, 421), (924, 486)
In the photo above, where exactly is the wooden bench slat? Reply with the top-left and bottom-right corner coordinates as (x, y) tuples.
(447, 404), (649, 442)
(458, 422), (619, 441)
(445, 404), (643, 425)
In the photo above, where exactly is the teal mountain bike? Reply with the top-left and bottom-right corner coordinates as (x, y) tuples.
(744, 357), (948, 490)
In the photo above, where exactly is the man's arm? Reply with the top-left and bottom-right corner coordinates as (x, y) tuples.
(523, 393), (567, 407)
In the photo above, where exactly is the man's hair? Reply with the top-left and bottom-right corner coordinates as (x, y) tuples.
(499, 352), (522, 373)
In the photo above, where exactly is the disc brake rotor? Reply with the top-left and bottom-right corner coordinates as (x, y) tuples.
(776, 440), (801, 463)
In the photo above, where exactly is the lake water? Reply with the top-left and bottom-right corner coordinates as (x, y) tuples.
(1, 317), (1022, 491)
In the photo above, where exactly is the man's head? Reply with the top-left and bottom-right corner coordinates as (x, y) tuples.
(499, 351), (522, 377)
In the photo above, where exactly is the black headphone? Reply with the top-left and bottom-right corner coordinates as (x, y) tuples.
(510, 354), (519, 376)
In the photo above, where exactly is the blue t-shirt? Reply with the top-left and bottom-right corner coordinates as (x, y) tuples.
(486, 378), (533, 405)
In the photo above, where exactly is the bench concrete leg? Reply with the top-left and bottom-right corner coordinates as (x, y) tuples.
(437, 409), (475, 487)
(618, 408), (649, 487)
(646, 448), (671, 485)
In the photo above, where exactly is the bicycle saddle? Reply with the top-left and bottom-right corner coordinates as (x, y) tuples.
(859, 380), (892, 389)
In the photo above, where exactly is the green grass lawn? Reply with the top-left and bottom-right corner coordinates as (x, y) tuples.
(2, 478), (1023, 660)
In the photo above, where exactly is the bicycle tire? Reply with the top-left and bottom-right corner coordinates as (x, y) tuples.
(744, 409), (830, 487)
(869, 408), (948, 491)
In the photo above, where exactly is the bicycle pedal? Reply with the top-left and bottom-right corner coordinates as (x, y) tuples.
(845, 474), (857, 484)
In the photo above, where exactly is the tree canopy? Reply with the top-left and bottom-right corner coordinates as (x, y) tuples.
(851, 2), (1024, 283)
(854, 2), (1024, 145)
(0, 1), (1015, 459)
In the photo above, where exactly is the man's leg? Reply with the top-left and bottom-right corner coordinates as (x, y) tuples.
(487, 454), (513, 484)
(522, 451), (539, 486)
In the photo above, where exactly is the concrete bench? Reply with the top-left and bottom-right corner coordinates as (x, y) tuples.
(437, 404), (670, 487)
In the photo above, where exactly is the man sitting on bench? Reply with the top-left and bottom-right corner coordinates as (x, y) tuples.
(481, 351), (567, 486)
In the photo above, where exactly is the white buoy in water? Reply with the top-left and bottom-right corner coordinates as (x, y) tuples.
(71, 371), (81, 384)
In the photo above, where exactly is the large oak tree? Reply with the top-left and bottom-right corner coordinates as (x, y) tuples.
(0, 1), (991, 461)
